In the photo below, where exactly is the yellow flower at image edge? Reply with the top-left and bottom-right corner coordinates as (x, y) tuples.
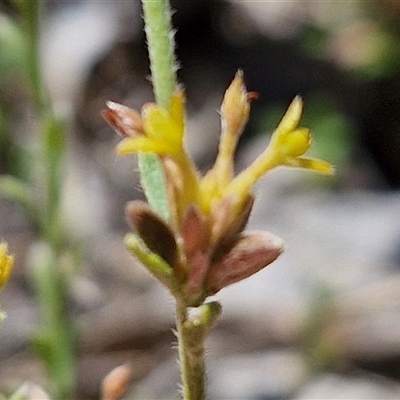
(0, 243), (13, 291)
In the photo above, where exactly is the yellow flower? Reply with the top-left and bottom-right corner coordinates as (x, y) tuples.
(116, 89), (186, 160)
(104, 71), (334, 240)
(104, 90), (201, 228)
(104, 71), (334, 302)
(224, 95), (334, 213)
(0, 243), (13, 291)
(199, 70), (251, 214)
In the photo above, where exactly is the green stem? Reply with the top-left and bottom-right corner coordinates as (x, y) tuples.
(30, 243), (76, 400)
(13, 0), (47, 109)
(139, 0), (178, 221)
(141, 2), (208, 398)
(176, 300), (206, 400)
(141, 0), (177, 108)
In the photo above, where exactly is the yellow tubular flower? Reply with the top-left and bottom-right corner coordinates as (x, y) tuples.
(224, 96), (334, 214)
(117, 90), (185, 159)
(104, 89), (202, 228)
(0, 243), (13, 291)
(104, 71), (335, 300)
(200, 71), (251, 214)
(104, 73), (334, 233)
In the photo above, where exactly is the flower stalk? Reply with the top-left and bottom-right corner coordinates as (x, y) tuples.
(104, 1), (334, 399)
(104, 72), (333, 399)
(141, 0), (177, 108)
(139, 0), (179, 221)
(176, 300), (206, 400)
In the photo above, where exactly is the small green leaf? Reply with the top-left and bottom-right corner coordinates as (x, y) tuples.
(0, 175), (30, 206)
(0, 13), (28, 83)
(138, 153), (170, 221)
(124, 233), (178, 291)
(0, 175), (41, 227)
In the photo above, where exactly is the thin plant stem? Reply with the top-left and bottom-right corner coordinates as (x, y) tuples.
(140, 1), (207, 398)
(141, 0), (177, 108)
(13, 0), (46, 109)
(139, 0), (178, 221)
(176, 300), (206, 400)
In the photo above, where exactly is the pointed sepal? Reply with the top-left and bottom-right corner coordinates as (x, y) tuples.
(126, 201), (178, 267)
(207, 231), (284, 294)
(124, 233), (178, 292)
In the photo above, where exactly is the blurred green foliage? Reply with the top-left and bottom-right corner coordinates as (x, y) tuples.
(300, 1), (400, 79)
(0, 4), (77, 399)
(0, 13), (28, 83)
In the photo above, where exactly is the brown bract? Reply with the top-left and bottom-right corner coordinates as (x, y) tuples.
(102, 71), (332, 305)
(102, 101), (144, 137)
(125, 199), (283, 306)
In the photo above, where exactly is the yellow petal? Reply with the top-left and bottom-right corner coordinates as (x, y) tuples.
(275, 95), (303, 135)
(220, 70), (250, 138)
(285, 157), (335, 175)
(117, 136), (175, 155)
(142, 106), (175, 139)
(270, 127), (312, 159)
(169, 88), (186, 140)
(201, 72), (253, 210)
(143, 102), (184, 144)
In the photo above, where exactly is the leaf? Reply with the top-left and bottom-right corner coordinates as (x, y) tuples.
(124, 233), (178, 291)
(0, 14), (28, 83)
(210, 194), (255, 262)
(138, 153), (170, 222)
(207, 231), (284, 294)
(126, 200), (178, 267)
(0, 175), (40, 227)
(42, 115), (66, 207)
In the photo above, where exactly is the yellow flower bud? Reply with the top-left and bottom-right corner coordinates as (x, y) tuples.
(102, 101), (144, 137)
(112, 90), (186, 159)
(275, 95), (303, 134)
(220, 70), (250, 139)
(272, 127), (312, 159)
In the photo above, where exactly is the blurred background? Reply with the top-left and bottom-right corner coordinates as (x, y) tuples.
(1, 0), (400, 399)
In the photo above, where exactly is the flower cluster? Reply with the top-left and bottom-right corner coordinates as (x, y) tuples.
(103, 71), (333, 306)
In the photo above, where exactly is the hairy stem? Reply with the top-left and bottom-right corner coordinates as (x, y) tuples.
(176, 300), (206, 400)
(140, 2), (208, 398)
(141, 0), (177, 108)
(139, 0), (178, 221)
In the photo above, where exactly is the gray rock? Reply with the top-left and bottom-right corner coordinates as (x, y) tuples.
(294, 372), (400, 399)
(209, 350), (307, 400)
